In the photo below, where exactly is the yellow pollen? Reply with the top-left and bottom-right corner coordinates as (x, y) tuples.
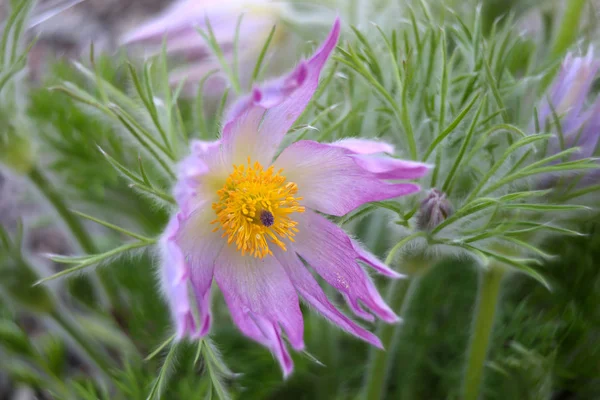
(211, 158), (305, 258)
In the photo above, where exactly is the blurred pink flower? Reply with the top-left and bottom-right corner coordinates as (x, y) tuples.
(121, 0), (284, 94)
(158, 19), (430, 376)
(538, 49), (600, 187)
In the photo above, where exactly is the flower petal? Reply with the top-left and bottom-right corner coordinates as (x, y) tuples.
(214, 248), (304, 376)
(220, 18), (340, 166)
(121, 0), (244, 46)
(292, 210), (399, 323)
(330, 138), (431, 180)
(350, 154), (431, 180)
(160, 209), (221, 339)
(227, 61), (309, 122)
(273, 247), (383, 348)
(332, 138), (396, 154)
(255, 18), (340, 146)
(120, 0), (209, 44)
(577, 100), (600, 159)
(174, 139), (222, 217)
(220, 106), (270, 166)
(350, 239), (405, 279)
(274, 140), (421, 216)
(540, 49), (600, 131)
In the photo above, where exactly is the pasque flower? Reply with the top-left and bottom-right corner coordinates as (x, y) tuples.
(538, 49), (600, 172)
(158, 19), (430, 376)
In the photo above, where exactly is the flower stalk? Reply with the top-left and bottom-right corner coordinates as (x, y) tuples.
(362, 259), (426, 400)
(551, 0), (587, 58)
(28, 167), (97, 254)
(49, 309), (114, 379)
(461, 262), (506, 400)
(27, 166), (115, 305)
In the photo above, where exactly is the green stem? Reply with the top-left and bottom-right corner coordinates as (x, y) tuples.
(461, 264), (506, 400)
(27, 166), (114, 303)
(551, 0), (587, 57)
(28, 167), (97, 253)
(50, 310), (114, 379)
(362, 259), (424, 400)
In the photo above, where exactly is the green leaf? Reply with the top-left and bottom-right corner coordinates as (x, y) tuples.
(0, 320), (34, 356)
(37, 241), (153, 285)
(195, 69), (220, 139)
(197, 15), (241, 94)
(461, 244), (550, 289)
(146, 341), (178, 400)
(70, 210), (155, 242)
(442, 94), (487, 194)
(146, 335), (175, 361)
(465, 134), (552, 203)
(423, 92), (481, 161)
(502, 204), (590, 212)
(201, 339), (233, 400)
(97, 146), (175, 205)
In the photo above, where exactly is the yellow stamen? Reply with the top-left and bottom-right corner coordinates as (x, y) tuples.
(212, 158), (305, 258)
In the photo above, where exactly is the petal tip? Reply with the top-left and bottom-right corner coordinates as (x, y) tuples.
(282, 364), (294, 379)
(388, 270), (408, 280)
(384, 313), (401, 324)
(373, 337), (384, 350)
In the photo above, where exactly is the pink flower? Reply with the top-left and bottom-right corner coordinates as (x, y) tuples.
(539, 49), (600, 156)
(121, 0), (283, 94)
(158, 19), (430, 377)
(536, 49), (600, 188)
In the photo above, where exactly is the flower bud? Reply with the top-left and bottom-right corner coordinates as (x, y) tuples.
(416, 188), (453, 231)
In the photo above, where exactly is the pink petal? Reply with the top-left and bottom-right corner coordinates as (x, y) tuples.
(540, 48), (600, 131)
(220, 106), (269, 166)
(330, 138), (431, 180)
(120, 0), (209, 44)
(254, 18), (340, 148)
(351, 239), (405, 279)
(174, 139), (222, 217)
(273, 247), (383, 348)
(220, 18), (340, 166)
(274, 140), (421, 216)
(160, 209), (222, 339)
(227, 61), (309, 122)
(214, 249), (304, 376)
(121, 0), (236, 45)
(190, 139), (222, 155)
(332, 138), (395, 154)
(292, 210), (399, 323)
(350, 154), (431, 180)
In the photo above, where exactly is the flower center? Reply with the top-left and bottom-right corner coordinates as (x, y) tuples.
(211, 158), (305, 258)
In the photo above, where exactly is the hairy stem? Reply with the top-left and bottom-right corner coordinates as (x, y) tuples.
(461, 263), (506, 400)
(551, 0), (587, 57)
(50, 310), (114, 379)
(362, 260), (424, 400)
(27, 166), (114, 303)
(28, 167), (97, 253)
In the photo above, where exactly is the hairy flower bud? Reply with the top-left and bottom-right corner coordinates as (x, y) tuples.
(416, 189), (453, 231)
